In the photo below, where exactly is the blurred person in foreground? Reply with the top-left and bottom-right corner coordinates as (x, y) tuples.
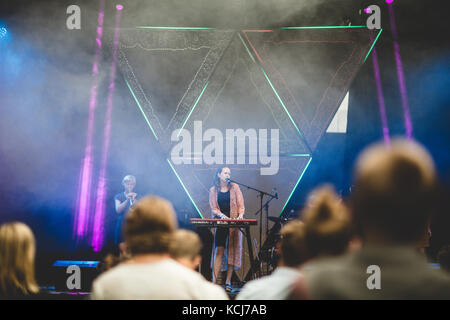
(302, 185), (357, 260)
(0, 222), (40, 299)
(286, 185), (356, 300)
(169, 229), (202, 271)
(236, 220), (308, 300)
(91, 196), (228, 300)
(437, 245), (450, 274)
(292, 139), (450, 299)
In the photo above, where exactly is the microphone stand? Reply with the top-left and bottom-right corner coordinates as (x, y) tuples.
(253, 193), (278, 276)
(228, 179), (277, 277)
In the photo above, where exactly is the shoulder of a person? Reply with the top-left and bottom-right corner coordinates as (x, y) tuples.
(303, 255), (351, 282)
(93, 262), (131, 286)
(236, 279), (264, 300)
(168, 263), (228, 298)
(199, 281), (229, 300)
(421, 267), (450, 288)
(165, 259), (205, 277)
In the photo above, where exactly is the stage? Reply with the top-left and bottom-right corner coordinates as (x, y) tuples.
(0, 0), (449, 297)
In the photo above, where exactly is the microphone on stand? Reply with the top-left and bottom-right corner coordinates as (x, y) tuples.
(225, 178), (232, 184)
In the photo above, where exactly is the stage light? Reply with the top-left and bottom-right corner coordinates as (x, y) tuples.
(0, 21), (9, 42)
(387, 4), (413, 138)
(364, 8), (371, 14)
(386, 0), (394, 4)
(91, 3), (123, 251)
(370, 35), (391, 146)
(74, 0), (105, 240)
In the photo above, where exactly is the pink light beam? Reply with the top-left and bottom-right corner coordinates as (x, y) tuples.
(74, 0), (105, 240)
(370, 35), (391, 146)
(388, 3), (413, 138)
(91, 5), (123, 251)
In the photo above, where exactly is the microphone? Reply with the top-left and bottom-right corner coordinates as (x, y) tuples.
(127, 193), (135, 206)
(225, 178), (231, 184)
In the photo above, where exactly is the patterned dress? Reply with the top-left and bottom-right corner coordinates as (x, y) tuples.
(209, 183), (245, 270)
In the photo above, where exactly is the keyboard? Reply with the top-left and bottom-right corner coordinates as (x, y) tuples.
(190, 218), (257, 227)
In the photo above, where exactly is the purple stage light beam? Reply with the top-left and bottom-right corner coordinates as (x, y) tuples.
(74, 0), (105, 240)
(91, 5), (123, 251)
(370, 37), (391, 146)
(388, 3), (413, 138)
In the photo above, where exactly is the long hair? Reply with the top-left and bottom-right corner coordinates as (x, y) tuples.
(302, 185), (352, 259)
(0, 222), (39, 297)
(213, 166), (228, 190)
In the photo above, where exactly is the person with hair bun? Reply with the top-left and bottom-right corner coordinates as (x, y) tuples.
(287, 185), (356, 300)
(301, 184), (354, 259)
(292, 139), (450, 299)
(0, 222), (40, 299)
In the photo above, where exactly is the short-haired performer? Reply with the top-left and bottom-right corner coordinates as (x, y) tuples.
(114, 175), (139, 244)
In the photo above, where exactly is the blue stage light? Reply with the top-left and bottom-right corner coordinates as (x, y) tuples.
(0, 27), (7, 39)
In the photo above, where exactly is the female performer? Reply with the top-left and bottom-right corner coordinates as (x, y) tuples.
(209, 167), (245, 291)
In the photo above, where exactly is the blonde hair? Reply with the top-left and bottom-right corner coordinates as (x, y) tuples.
(122, 175), (136, 186)
(169, 229), (202, 261)
(280, 220), (307, 267)
(124, 196), (178, 255)
(0, 222), (39, 296)
(302, 185), (352, 258)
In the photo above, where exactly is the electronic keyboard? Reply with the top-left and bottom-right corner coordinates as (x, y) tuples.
(190, 218), (257, 227)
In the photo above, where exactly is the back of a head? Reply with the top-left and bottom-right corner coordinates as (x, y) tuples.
(280, 220), (307, 267)
(169, 229), (202, 261)
(124, 196), (178, 255)
(302, 185), (352, 259)
(0, 222), (39, 297)
(352, 139), (436, 245)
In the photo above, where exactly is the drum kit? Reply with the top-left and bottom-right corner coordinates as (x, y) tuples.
(258, 209), (298, 272)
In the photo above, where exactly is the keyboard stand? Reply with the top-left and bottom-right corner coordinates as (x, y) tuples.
(240, 225), (260, 280)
